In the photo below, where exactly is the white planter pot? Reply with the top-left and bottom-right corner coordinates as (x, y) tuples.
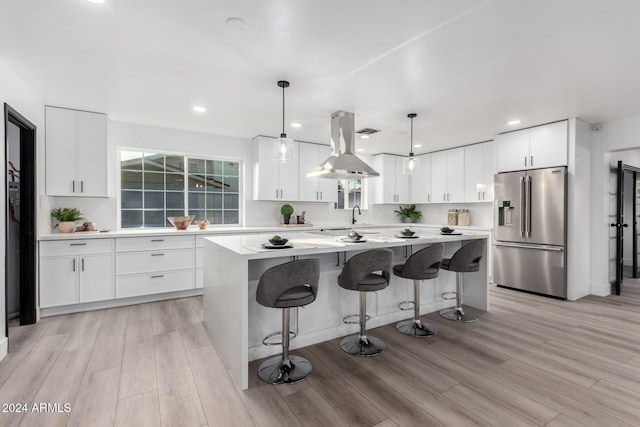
(58, 221), (76, 233)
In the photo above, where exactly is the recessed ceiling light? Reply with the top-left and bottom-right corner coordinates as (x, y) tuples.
(226, 17), (248, 31)
(413, 144), (422, 148)
(87, 0), (106, 4)
(360, 134), (370, 139)
(291, 123), (301, 128)
(508, 120), (521, 125)
(357, 149), (365, 152)
(192, 106), (207, 113)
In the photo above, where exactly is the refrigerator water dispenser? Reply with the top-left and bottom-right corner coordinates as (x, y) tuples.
(497, 201), (514, 227)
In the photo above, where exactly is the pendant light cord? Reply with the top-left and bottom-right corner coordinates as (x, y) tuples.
(282, 84), (285, 137)
(408, 113), (416, 156)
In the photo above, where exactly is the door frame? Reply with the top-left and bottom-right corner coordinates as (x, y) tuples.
(613, 161), (640, 295)
(4, 103), (37, 334)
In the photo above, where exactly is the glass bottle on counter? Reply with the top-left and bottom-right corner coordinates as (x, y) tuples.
(458, 209), (471, 226)
(447, 209), (458, 226)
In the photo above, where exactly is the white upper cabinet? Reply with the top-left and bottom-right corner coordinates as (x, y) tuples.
(409, 154), (431, 204)
(497, 121), (568, 172)
(529, 121), (568, 169)
(464, 141), (496, 202)
(252, 136), (300, 201)
(46, 106), (108, 197)
(371, 154), (409, 204)
(298, 143), (337, 203)
(430, 148), (464, 203)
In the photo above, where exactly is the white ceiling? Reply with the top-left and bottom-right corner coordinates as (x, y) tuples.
(1, 0), (640, 155)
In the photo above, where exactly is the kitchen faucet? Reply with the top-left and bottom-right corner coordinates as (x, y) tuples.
(352, 205), (361, 225)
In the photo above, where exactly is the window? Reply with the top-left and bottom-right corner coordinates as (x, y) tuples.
(120, 150), (240, 228)
(337, 179), (367, 210)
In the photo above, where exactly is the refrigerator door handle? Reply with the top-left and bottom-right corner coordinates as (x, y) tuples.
(519, 177), (525, 236)
(494, 242), (564, 252)
(525, 176), (532, 237)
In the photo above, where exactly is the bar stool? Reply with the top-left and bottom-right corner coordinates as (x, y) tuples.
(439, 239), (486, 323)
(256, 259), (320, 385)
(394, 243), (444, 337)
(339, 249), (393, 357)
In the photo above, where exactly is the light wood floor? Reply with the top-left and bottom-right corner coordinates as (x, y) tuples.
(2, 284), (640, 427)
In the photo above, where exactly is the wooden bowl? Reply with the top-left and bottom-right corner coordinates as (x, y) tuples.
(195, 219), (210, 230)
(167, 215), (195, 230)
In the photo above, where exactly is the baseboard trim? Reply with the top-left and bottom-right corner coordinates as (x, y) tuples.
(0, 336), (7, 362)
(40, 288), (203, 317)
(591, 283), (612, 297)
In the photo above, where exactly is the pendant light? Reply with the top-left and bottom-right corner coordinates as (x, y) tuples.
(274, 80), (294, 162)
(402, 113), (420, 175)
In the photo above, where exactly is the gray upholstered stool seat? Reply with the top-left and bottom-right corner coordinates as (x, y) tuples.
(393, 243), (444, 337)
(439, 239), (485, 323)
(338, 249), (393, 357)
(256, 259), (320, 385)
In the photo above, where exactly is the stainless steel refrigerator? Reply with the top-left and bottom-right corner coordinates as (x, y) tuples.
(493, 167), (567, 298)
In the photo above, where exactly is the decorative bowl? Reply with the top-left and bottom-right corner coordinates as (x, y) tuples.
(195, 219), (210, 230)
(167, 215), (195, 230)
(440, 227), (455, 234)
(268, 238), (289, 246)
(400, 230), (416, 237)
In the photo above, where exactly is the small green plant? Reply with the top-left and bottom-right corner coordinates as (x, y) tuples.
(394, 204), (422, 222)
(50, 207), (84, 222)
(271, 235), (283, 241)
(280, 204), (294, 215)
(403, 228), (412, 233)
(348, 231), (361, 237)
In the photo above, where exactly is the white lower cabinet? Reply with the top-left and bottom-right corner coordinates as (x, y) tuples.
(116, 270), (195, 299)
(116, 235), (196, 298)
(40, 239), (115, 308)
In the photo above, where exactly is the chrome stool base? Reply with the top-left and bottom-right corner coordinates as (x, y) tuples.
(439, 307), (478, 323)
(340, 334), (385, 357)
(396, 319), (438, 337)
(258, 355), (312, 385)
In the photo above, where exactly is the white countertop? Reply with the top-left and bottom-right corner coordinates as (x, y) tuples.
(38, 223), (492, 241)
(203, 228), (490, 260)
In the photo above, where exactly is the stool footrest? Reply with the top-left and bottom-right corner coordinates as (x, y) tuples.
(398, 301), (415, 311)
(441, 291), (457, 301)
(342, 314), (371, 325)
(262, 331), (297, 346)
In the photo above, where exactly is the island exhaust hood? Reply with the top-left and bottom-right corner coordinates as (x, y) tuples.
(307, 110), (379, 179)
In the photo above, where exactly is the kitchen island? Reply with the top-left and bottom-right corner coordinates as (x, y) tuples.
(203, 228), (490, 389)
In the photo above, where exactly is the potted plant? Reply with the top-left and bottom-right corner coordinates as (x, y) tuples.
(394, 204), (422, 223)
(280, 204), (294, 224)
(51, 207), (84, 233)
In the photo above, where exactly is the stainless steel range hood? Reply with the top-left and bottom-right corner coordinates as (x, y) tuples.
(307, 110), (379, 179)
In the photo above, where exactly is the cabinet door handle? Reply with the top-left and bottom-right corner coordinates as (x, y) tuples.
(427, 194), (430, 202)
(151, 253), (164, 257)
(478, 191), (480, 200)
(80, 181), (84, 192)
(525, 156), (527, 167)
(151, 239), (164, 242)
(72, 259), (76, 272)
(151, 274), (164, 279)
(72, 181), (76, 193)
(530, 156), (533, 166)
(81, 258), (85, 271)
(483, 191), (486, 200)
(70, 243), (87, 246)
(320, 191), (323, 200)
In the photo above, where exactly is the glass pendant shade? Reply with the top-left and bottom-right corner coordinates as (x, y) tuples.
(403, 113), (420, 175)
(274, 134), (294, 162)
(273, 80), (295, 163)
(402, 154), (420, 175)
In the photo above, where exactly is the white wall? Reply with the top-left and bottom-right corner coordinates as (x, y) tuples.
(0, 58), (45, 359)
(591, 115), (640, 296)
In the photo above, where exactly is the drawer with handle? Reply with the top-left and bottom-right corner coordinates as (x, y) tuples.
(116, 235), (195, 252)
(116, 270), (195, 299)
(40, 239), (114, 257)
(116, 249), (195, 275)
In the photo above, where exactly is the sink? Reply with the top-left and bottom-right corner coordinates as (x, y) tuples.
(309, 227), (380, 236)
